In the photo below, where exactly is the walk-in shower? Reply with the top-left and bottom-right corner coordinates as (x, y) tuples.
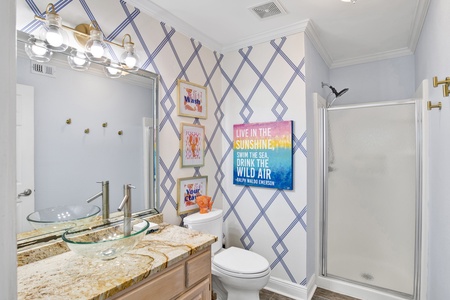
(318, 99), (425, 300)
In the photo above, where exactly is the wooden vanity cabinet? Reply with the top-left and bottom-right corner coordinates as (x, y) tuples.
(109, 247), (211, 300)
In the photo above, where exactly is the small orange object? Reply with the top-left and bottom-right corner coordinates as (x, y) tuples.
(196, 195), (213, 214)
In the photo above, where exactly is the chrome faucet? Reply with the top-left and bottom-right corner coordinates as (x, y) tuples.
(86, 181), (110, 221)
(118, 184), (135, 236)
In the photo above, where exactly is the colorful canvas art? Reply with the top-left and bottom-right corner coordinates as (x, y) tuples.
(233, 120), (293, 190)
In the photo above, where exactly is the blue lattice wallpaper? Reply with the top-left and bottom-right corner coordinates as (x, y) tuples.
(221, 35), (308, 286)
(17, 0), (308, 294)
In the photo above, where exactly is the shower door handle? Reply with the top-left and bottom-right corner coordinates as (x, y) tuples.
(18, 188), (32, 198)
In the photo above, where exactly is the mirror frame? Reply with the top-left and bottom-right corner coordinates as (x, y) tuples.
(16, 30), (160, 245)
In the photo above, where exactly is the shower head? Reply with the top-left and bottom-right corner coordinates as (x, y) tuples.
(321, 82), (349, 107)
(335, 87), (349, 98)
(322, 82), (349, 98)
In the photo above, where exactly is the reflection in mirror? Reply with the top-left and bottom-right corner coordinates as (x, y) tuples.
(16, 30), (160, 238)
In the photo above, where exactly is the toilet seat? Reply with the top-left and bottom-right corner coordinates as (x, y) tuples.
(213, 263), (271, 279)
(212, 247), (270, 279)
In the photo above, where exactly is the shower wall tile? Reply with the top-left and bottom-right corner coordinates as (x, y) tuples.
(17, 0), (308, 288)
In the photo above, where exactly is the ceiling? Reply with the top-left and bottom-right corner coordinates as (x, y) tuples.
(127, 0), (430, 68)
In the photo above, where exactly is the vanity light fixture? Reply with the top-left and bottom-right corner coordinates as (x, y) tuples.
(67, 49), (90, 71)
(37, 3), (69, 52)
(24, 37), (53, 63)
(119, 34), (140, 72)
(84, 23), (108, 64)
(29, 3), (141, 77)
(104, 62), (123, 79)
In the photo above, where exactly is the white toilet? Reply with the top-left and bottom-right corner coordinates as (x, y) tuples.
(184, 209), (271, 300)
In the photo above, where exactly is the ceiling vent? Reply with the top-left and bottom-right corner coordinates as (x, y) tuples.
(250, 1), (287, 19)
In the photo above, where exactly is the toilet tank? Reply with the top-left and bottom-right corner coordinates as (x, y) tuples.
(184, 208), (223, 254)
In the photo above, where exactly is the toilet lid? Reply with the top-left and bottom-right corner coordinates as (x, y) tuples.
(213, 247), (269, 275)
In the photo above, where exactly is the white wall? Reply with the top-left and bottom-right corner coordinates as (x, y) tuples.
(329, 55), (416, 105)
(414, 0), (450, 298)
(1, 0), (17, 298)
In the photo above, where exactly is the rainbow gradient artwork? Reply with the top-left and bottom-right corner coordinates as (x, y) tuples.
(233, 120), (293, 190)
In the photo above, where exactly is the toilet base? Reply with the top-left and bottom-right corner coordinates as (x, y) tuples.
(212, 272), (269, 300)
(212, 276), (228, 300)
(224, 288), (261, 300)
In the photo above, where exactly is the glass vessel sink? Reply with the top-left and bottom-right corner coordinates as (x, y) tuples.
(62, 217), (149, 260)
(26, 204), (101, 232)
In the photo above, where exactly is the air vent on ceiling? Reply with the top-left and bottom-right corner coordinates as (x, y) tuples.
(30, 62), (56, 78)
(250, 1), (287, 19)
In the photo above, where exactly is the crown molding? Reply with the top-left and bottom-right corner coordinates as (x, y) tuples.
(127, 0), (428, 68)
(221, 20), (309, 53)
(126, 0), (223, 52)
(304, 19), (332, 68)
(127, 0), (312, 54)
(330, 47), (414, 69)
(408, 0), (431, 53)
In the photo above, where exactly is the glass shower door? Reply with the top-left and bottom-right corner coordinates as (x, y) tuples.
(323, 101), (418, 297)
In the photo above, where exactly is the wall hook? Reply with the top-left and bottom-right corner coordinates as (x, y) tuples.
(427, 101), (442, 111)
(102, 122), (108, 128)
(84, 128), (90, 134)
(118, 130), (123, 135)
(66, 118), (72, 124)
(433, 76), (450, 97)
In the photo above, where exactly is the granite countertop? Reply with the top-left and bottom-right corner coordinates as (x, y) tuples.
(17, 223), (216, 300)
(17, 213), (164, 266)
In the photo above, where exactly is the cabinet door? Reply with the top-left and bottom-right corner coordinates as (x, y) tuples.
(113, 264), (185, 300)
(177, 278), (211, 300)
(185, 250), (211, 288)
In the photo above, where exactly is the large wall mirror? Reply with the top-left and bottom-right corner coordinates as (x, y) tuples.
(16, 30), (160, 237)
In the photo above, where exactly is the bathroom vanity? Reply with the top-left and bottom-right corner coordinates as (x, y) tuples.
(17, 223), (216, 299)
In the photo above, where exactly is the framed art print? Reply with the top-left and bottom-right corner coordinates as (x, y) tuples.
(177, 176), (208, 215)
(180, 123), (205, 167)
(233, 120), (293, 190)
(177, 79), (207, 119)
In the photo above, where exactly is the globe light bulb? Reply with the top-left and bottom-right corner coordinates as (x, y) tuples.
(90, 41), (104, 58)
(38, 8), (69, 52)
(46, 27), (63, 47)
(107, 67), (119, 75)
(125, 56), (137, 68)
(31, 44), (48, 56)
(68, 49), (90, 71)
(85, 28), (108, 63)
(25, 37), (52, 63)
(73, 56), (85, 66)
(104, 63), (122, 79)
(120, 41), (139, 72)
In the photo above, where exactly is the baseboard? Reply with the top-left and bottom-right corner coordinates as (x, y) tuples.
(316, 276), (409, 300)
(307, 274), (318, 300)
(264, 276), (309, 300)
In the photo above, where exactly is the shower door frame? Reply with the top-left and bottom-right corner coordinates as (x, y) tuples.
(320, 99), (424, 300)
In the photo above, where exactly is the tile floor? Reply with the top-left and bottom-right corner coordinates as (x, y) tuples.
(259, 287), (360, 300)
